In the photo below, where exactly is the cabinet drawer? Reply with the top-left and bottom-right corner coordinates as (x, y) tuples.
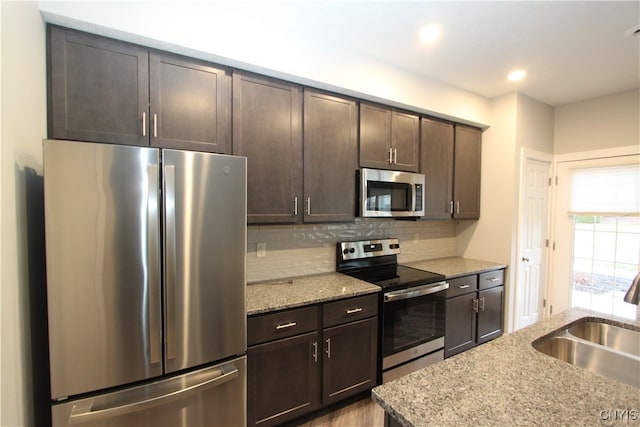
(248, 306), (318, 346)
(323, 294), (378, 328)
(445, 275), (478, 298)
(479, 269), (505, 290)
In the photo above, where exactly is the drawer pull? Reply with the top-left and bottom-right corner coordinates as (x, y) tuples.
(275, 322), (297, 330)
(346, 307), (363, 314)
(487, 277), (501, 282)
(458, 284), (470, 289)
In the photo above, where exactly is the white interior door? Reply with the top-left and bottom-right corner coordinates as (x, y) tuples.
(514, 150), (552, 330)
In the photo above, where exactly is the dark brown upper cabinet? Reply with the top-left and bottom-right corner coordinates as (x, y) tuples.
(232, 72), (303, 224)
(453, 125), (482, 219)
(48, 26), (149, 146)
(303, 90), (358, 223)
(420, 118), (455, 219)
(359, 102), (419, 172)
(47, 25), (230, 153)
(420, 118), (481, 219)
(149, 52), (230, 153)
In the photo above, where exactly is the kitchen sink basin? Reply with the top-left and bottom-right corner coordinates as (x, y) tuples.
(533, 319), (640, 388)
(567, 321), (640, 357)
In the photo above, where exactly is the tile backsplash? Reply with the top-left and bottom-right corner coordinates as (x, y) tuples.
(247, 219), (456, 283)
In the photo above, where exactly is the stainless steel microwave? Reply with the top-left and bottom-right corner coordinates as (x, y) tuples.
(359, 168), (425, 217)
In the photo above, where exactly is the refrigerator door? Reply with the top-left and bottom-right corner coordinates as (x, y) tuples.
(162, 150), (247, 373)
(51, 356), (247, 427)
(44, 140), (163, 399)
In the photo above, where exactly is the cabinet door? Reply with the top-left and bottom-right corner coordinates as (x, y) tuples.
(149, 52), (230, 153)
(48, 25), (148, 146)
(303, 90), (358, 222)
(391, 111), (420, 172)
(359, 103), (392, 170)
(453, 125), (482, 219)
(444, 292), (477, 358)
(233, 72), (303, 223)
(248, 332), (320, 426)
(477, 286), (504, 344)
(421, 118), (454, 219)
(322, 318), (378, 406)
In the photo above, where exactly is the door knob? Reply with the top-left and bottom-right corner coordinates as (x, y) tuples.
(522, 257), (530, 262)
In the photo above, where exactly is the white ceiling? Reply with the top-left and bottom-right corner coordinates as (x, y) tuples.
(221, 1), (640, 106)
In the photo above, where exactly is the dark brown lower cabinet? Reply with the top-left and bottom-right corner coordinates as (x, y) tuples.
(444, 292), (477, 357)
(322, 317), (378, 406)
(247, 295), (378, 426)
(477, 286), (504, 344)
(247, 332), (320, 426)
(444, 270), (505, 358)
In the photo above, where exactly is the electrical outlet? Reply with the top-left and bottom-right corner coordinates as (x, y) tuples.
(256, 242), (267, 258)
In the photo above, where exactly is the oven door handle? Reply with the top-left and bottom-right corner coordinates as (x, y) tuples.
(384, 281), (449, 302)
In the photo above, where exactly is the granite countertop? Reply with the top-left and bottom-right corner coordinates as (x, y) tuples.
(246, 272), (380, 316)
(404, 256), (507, 278)
(372, 308), (640, 427)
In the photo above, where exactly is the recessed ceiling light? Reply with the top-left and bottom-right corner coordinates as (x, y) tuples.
(508, 70), (527, 82)
(418, 24), (441, 45)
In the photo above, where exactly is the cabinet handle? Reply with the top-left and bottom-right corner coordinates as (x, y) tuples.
(306, 197), (311, 215)
(480, 297), (486, 311)
(346, 307), (363, 314)
(388, 148), (393, 163)
(449, 201), (454, 215)
(293, 197), (298, 216)
(393, 148), (398, 164)
(455, 201), (460, 215)
(325, 338), (331, 359)
(487, 277), (501, 282)
(458, 284), (470, 289)
(312, 341), (318, 362)
(473, 298), (479, 313)
(142, 112), (146, 137)
(275, 322), (297, 330)
(153, 113), (158, 138)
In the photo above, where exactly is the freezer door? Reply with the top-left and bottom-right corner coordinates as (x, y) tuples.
(44, 140), (163, 399)
(162, 150), (247, 373)
(51, 356), (247, 427)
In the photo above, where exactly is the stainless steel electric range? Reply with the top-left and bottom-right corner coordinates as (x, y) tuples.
(337, 238), (449, 383)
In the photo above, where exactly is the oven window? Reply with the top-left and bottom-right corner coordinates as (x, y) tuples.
(383, 293), (445, 357)
(366, 182), (411, 212)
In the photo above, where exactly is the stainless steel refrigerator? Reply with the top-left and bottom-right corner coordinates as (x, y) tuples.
(43, 139), (247, 426)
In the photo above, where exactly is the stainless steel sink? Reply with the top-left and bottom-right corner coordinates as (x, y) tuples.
(567, 321), (640, 357)
(533, 319), (640, 388)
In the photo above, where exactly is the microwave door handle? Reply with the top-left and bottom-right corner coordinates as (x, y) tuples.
(384, 281), (449, 302)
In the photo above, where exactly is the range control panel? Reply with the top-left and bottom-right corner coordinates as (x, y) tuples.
(338, 238), (400, 261)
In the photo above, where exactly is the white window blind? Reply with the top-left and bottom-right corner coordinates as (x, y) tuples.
(569, 164), (640, 215)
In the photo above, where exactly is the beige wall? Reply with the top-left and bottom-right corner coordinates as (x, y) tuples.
(1, 2), (47, 426)
(554, 89), (640, 154)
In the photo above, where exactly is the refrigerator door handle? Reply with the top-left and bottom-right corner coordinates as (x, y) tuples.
(66, 363), (239, 425)
(147, 164), (161, 365)
(164, 164), (177, 360)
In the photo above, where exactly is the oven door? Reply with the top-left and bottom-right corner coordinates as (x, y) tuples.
(382, 282), (447, 371)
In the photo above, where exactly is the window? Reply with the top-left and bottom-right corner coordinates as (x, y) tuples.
(571, 215), (639, 320)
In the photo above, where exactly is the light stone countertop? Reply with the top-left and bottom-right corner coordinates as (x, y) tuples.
(372, 308), (640, 427)
(404, 256), (507, 278)
(246, 272), (380, 316)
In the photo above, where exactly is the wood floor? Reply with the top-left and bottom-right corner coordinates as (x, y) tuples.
(294, 397), (385, 427)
